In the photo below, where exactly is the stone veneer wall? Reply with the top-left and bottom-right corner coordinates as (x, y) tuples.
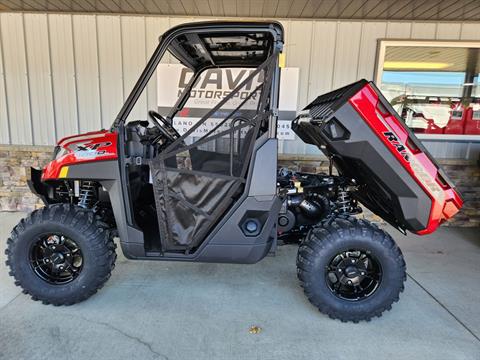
(1, 145), (478, 227)
(0, 145), (53, 212)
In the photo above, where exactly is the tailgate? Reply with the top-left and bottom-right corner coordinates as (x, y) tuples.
(292, 79), (463, 235)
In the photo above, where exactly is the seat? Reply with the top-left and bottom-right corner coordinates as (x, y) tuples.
(192, 125), (256, 176)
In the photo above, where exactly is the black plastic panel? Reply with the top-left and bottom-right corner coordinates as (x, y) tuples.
(292, 82), (434, 232)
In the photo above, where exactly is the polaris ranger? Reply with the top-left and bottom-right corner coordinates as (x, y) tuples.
(5, 21), (463, 322)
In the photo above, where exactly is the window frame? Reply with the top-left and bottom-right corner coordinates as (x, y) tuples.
(374, 39), (480, 141)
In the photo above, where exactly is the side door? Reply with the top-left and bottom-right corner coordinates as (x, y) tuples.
(150, 61), (275, 252)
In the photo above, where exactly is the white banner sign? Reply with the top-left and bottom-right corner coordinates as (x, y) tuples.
(157, 65), (299, 140)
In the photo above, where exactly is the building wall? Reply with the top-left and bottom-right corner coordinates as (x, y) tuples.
(1, 12), (480, 157)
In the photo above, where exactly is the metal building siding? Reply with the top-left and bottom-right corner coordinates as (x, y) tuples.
(121, 16), (147, 122)
(0, 13), (478, 159)
(97, 15), (123, 128)
(0, 17), (9, 144)
(282, 20), (313, 155)
(295, 20), (338, 156)
(284, 20), (313, 110)
(307, 21), (337, 104)
(461, 23), (480, 39)
(386, 21), (412, 38)
(24, 13), (56, 145)
(411, 22), (437, 39)
(48, 14), (79, 140)
(436, 23), (462, 40)
(145, 16), (171, 112)
(332, 22), (362, 89)
(72, 15), (102, 133)
(0, 13), (32, 144)
(357, 22), (387, 80)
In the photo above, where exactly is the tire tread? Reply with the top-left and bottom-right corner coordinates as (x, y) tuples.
(5, 204), (117, 306)
(297, 216), (406, 322)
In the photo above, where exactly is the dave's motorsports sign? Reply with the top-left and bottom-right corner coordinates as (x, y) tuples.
(157, 65), (299, 140)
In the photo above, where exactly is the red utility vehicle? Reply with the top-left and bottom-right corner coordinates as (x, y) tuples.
(6, 21), (462, 322)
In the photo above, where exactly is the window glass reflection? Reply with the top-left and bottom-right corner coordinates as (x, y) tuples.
(379, 45), (480, 135)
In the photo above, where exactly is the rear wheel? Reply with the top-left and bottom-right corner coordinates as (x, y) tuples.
(297, 217), (406, 322)
(5, 204), (116, 305)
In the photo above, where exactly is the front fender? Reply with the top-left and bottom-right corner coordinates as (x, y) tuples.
(28, 157), (146, 258)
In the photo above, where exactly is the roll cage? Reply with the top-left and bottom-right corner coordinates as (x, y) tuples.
(109, 21), (285, 258)
(112, 21), (284, 130)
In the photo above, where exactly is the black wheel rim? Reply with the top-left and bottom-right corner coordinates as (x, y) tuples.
(29, 234), (83, 285)
(325, 249), (382, 301)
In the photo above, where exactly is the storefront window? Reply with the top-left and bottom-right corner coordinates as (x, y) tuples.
(376, 41), (480, 137)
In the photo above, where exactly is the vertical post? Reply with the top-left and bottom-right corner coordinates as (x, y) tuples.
(268, 48), (282, 139)
(462, 48), (478, 102)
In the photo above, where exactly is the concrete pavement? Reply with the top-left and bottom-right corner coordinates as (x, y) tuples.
(0, 211), (479, 360)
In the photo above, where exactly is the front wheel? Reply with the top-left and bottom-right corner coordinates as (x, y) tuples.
(5, 204), (116, 305)
(297, 217), (406, 322)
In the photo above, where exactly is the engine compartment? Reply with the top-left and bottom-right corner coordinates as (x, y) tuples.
(276, 167), (362, 242)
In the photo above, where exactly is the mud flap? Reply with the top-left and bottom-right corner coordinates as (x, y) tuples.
(27, 167), (49, 205)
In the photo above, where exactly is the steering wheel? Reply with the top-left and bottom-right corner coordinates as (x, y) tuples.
(148, 110), (181, 143)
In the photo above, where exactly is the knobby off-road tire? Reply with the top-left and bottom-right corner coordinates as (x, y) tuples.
(297, 217), (406, 322)
(5, 204), (117, 305)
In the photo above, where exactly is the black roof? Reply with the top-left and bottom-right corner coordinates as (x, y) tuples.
(161, 21), (284, 71)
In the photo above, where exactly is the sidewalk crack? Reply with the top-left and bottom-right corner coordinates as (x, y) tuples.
(0, 292), (22, 313)
(407, 273), (480, 343)
(71, 314), (169, 359)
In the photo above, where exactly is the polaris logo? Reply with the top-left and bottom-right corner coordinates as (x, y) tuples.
(383, 132), (409, 162)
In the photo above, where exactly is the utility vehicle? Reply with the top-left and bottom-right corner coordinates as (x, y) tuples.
(6, 21), (463, 322)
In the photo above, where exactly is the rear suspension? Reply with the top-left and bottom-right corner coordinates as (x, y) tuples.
(335, 188), (361, 215)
